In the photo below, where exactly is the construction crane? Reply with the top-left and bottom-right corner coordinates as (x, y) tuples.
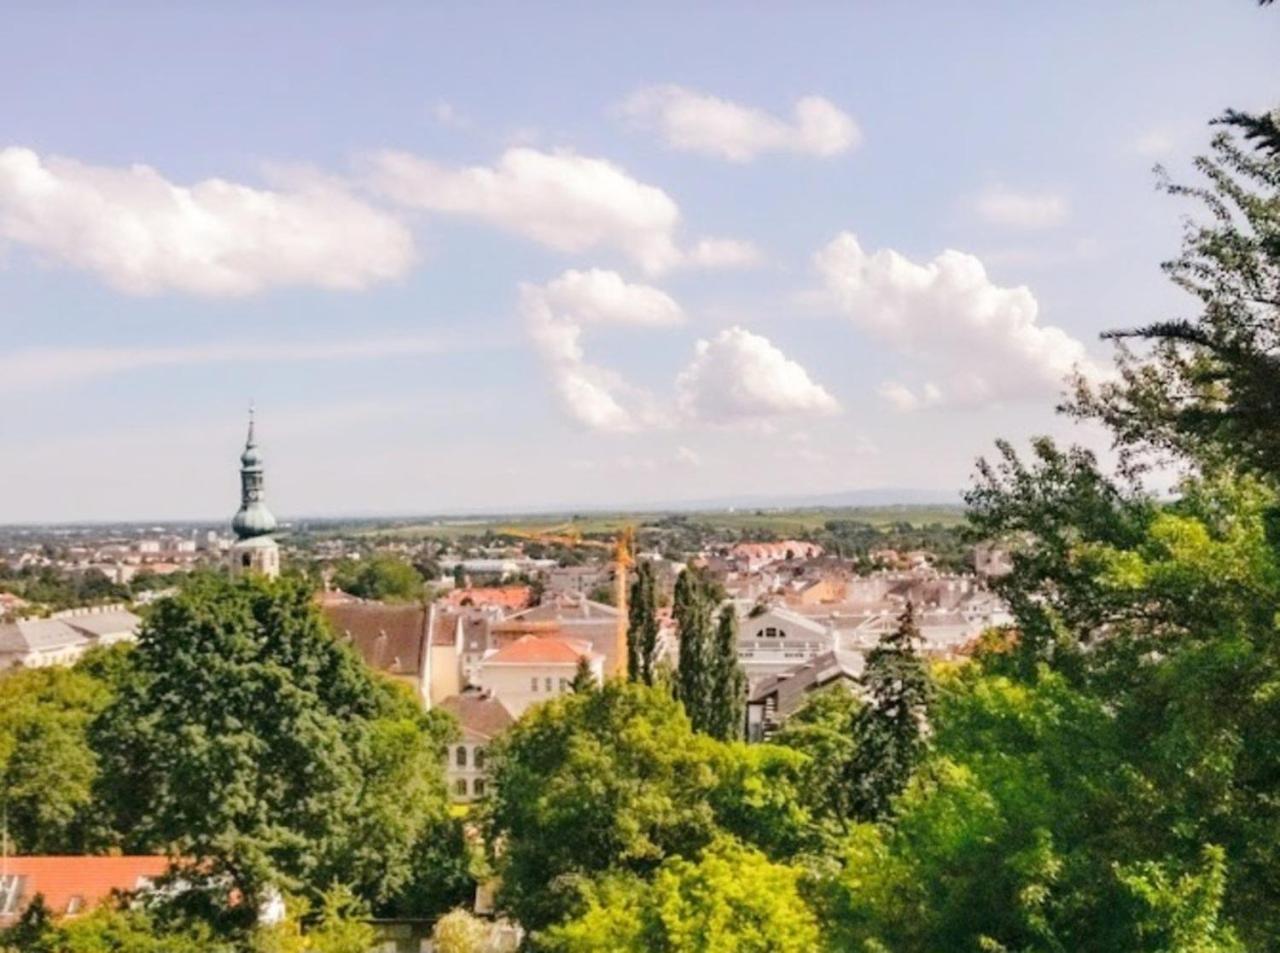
(613, 525), (635, 678)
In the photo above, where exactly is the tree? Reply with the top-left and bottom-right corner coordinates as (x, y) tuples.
(332, 555), (424, 602)
(94, 573), (460, 914)
(483, 680), (811, 932)
(1068, 124), (1280, 478)
(627, 561), (659, 685)
(704, 605), (747, 741)
(0, 656), (121, 854)
(845, 602), (932, 822)
(540, 837), (821, 953)
(771, 684), (861, 829)
(431, 909), (492, 953)
(673, 569), (715, 733)
(570, 655), (596, 693)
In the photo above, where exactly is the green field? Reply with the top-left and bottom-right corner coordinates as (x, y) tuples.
(351, 504), (966, 541)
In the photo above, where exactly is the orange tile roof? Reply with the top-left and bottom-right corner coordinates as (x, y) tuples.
(0, 856), (172, 922)
(485, 634), (593, 666)
(442, 586), (532, 610)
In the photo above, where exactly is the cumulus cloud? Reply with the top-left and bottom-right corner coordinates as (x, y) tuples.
(521, 269), (681, 432)
(620, 86), (860, 162)
(676, 326), (839, 423)
(815, 231), (1104, 410)
(372, 146), (693, 273)
(973, 186), (1069, 229)
(0, 147), (414, 296)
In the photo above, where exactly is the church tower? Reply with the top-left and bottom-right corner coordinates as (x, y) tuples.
(228, 408), (280, 579)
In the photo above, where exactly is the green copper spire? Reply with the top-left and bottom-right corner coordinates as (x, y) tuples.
(232, 406), (277, 540)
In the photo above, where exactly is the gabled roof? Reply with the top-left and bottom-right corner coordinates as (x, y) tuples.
(322, 602), (427, 676)
(748, 650), (864, 720)
(483, 634), (594, 666)
(439, 689), (515, 740)
(0, 856), (171, 922)
(442, 586), (532, 611)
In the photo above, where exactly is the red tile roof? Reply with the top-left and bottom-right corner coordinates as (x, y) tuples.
(485, 634), (593, 666)
(442, 586), (532, 610)
(438, 689), (515, 739)
(0, 856), (171, 922)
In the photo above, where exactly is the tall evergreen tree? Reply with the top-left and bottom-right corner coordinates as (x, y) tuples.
(627, 561), (659, 685)
(571, 655), (597, 694)
(846, 602), (932, 822)
(674, 568), (714, 732)
(706, 605), (747, 741)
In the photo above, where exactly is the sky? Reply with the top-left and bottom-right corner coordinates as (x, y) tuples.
(2, 2), (1277, 523)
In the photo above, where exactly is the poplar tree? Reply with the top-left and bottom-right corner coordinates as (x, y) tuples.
(706, 605), (747, 741)
(846, 601), (932, 822)
(627, 561), (659, 686)
(674, 568), (714, 732)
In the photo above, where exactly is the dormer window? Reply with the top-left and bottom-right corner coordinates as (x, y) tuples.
(0, 874), (25, 916)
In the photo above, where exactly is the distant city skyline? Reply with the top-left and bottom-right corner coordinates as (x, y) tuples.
(2, 3), (1276, 522)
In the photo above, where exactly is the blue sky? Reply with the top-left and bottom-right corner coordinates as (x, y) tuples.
(2, 2), (1276, 522)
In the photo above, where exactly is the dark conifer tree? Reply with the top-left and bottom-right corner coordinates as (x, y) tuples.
(846, 601), (932, 822)
(706, 604), (747, 741)
(570, 655), (597, 694)
(674, 568), (714, 731)
(627, 561), (659, 685)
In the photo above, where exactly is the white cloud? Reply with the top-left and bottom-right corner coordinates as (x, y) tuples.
(0, 147), (414, 296)
(534, 268), (684, 328)
(371, 146), (687, 274)
(676, 325), (839, 423)
(816, 231), (1104, 411)
(675, 445), (703, 467)
(685, 237), (764, 269)
(620, 86), (860, 162)
(521, 269), (680, 432)
(0, 335), (457, 394)
(973, 186), (1069, 229)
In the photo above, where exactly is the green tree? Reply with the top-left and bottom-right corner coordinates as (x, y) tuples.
(674, 569), (715, 733)
(570, 655), (596, 693)
(845, 602), (932, 822)
(431, 909), (491, 953)
(1068, 123), (1280, 478)
(771, 684), (860, 829)
(0, 657), (121, 854)
(94, 573), (460, 914)
(332, 555), (424, 602)
(627, 561), (659, 685)
(540, 836), (821, 953)
(704, 605), (746, 741)
(483, 680), (810, 932)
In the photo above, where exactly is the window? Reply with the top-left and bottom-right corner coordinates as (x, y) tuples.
(531, 677), (539, 692)
(545, 677), (552, 692)
(454, 779), (467, 796)
(558, 678), (568, 692)
(456, 745), (467, 768)
(0, 875), (26, 916)
(474, 747), (486, 769)
(66, 895), (85, 915)
(473, 779), (486, 796)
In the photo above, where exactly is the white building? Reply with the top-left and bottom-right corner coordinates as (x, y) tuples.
(0, 605), (141, 671)
(476, 634), (603, 718)
(735, 603), (838, 683)
(438, 688), (514, 802)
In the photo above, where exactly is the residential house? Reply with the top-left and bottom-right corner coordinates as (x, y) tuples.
(746, 650), (864, 742)
(476, 635), (603, 718)
(438, 687), (514, 802)
(0, 856), (171, 925)
(736, 603), (838, 683)
(322, 601), (430, 704)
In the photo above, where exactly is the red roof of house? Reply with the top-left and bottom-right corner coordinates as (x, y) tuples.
(0, 856), (172, 921)
(485, 634), (593, 666)
(442, 586), (532, 610)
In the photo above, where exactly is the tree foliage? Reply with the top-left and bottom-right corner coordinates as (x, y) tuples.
(331, 555), (424, 602)
(626, 560), (659, 685)
(845, 602), (932, 822)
